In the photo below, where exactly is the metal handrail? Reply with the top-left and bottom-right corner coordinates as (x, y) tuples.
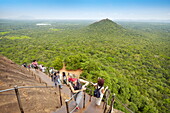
(0, 86), (55, 93)
(69, 104), (78, 113)
(65, 85), (93, 113)
(14, 85), (24, 113)
(115, 96), (134, 113)
(0, 85), (61, 113)
(103, 89), (111, 113)
(81, 76), (134, 113)
(65, 93), (77, 103)
(65, 92), (82, 113)
(18, 86), (54, 89)
(1, 79), (134, 113)
(107, 94), (115, 113)
(0, 88), (15, 93)
(85, 87), (93, 102)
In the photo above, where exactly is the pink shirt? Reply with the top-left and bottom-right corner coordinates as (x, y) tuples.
(32, 62), (38, 66)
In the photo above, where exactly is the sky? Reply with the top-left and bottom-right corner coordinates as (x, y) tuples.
(0, 0), (170, 20)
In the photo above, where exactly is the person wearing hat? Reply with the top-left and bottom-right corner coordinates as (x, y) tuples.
(67, 73), (72, 84)
(68, 78), (89, 110)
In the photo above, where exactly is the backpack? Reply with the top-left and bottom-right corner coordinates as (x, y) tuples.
(94, 86), (102, 98)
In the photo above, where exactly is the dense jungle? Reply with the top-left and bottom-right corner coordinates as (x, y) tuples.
(0, 19), (169, 113)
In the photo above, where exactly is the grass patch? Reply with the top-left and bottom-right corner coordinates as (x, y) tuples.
(0, 32), (10, 35)
(50, 29), (62, 31)
(7, 36), (31, 40)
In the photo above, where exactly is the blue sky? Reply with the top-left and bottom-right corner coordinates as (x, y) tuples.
(0, 0), (170, 20)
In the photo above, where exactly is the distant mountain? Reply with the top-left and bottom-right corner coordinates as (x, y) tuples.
(86, 18), (125, 33)
(16, 15), (35, 20)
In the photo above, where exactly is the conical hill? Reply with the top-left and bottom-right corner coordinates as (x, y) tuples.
(86, 18), (125, 33)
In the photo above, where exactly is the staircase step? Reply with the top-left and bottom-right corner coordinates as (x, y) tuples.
(53, 92), (92, 113)
(30, 69), (107, 113)
(82, 97), (104, 113)
(30, 69), (54, 86)
(53, 101), (76, 113)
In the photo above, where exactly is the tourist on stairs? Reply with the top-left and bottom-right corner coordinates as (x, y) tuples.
(92, 78), (108, 106)
(54, 71), (62, 89)
(22, 62), (27, 68)
(68, 78), (89, 110)
(62, 72), (67, 84)
(49, 67), (55, 81)
(31, 60), (38, 69)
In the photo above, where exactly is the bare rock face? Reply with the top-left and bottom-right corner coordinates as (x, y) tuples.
(0, 55), (62, 113)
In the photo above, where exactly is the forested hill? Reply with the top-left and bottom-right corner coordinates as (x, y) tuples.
(88, 18), (124, 31)
(0, 19), (169, 113)
(84, 18), (126, 35)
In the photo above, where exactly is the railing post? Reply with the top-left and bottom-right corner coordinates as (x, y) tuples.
(83, 92), (86, 108)
(47, 68), (51, 77)
(65, 100), (69, 113)
(39, 77), (41, 83)
(69, 87), (72, 98)
(14, 85), (24, 113)
(58, 85), (62, 106)
(103, 100), (107, 113)
(107, 94), (115, 113)
(103, 89), (106, 108)
(45, 83), (47, 87)
(89, 94), (92, 102)
(103, 89), (108, 109)
(34, 74), (36, 79)
(89, 90), (92, 102)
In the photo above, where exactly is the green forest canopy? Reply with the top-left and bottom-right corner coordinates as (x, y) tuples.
(0, 19), (169, 113)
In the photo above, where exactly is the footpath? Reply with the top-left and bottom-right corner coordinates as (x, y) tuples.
(30, 69), (120, 113)
(30, 69), (71, 99)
